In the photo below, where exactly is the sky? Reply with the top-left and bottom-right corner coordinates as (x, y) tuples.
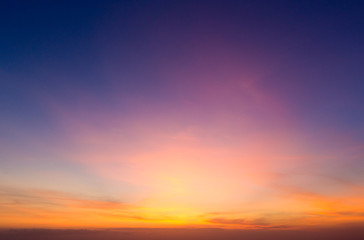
(0, 0), (364, 230)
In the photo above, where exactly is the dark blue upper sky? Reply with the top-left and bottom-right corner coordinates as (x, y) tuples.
(1, 0), (363, 147)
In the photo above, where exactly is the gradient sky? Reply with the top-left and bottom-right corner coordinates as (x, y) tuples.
(1, 0), (364, 229)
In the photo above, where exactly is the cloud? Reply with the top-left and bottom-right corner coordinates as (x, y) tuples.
(206, 218), (246, 225)
(0, 185), (152, 228)
(202, 212), (274, 228)
(335, 211), (364, 217)
(0, 186), (128, 210)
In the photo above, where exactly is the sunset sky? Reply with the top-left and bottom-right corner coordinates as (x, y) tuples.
(1, 0), (364, 230)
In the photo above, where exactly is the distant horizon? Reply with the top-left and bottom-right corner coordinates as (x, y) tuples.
(2, 227), (364, 240)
